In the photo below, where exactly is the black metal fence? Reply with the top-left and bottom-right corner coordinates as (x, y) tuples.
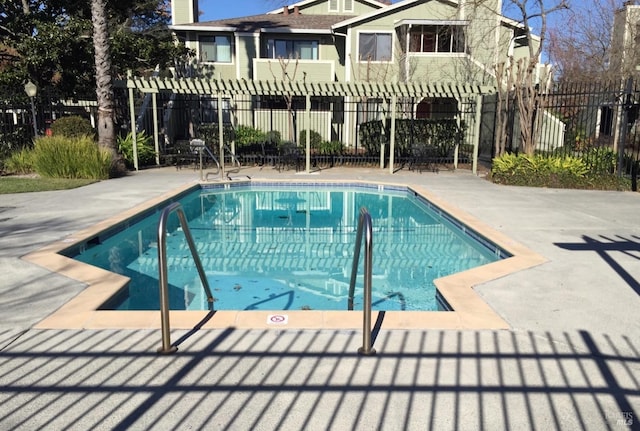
(4, 79), (640, 180)
(497, 78), (640, 178)
(0, 95), (98, 158)
(130, 92), (477, 170)
(0, 103), (32, 158)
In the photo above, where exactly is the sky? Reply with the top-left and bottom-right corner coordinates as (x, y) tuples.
(199, 1), (291, 21)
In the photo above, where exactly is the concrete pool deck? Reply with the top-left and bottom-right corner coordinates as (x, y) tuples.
(1, 166), (639, 430)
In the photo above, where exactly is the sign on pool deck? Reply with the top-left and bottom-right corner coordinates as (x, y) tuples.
(267, 314), (289, 325)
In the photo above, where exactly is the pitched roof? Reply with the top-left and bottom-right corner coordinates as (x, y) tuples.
(266, 0), (390, 14)
(330, 0), (533, 36)
(332, 0), (457, 29)
(171, 13), (355, 33)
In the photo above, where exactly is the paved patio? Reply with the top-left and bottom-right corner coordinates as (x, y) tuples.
(0, 166), (638, 430)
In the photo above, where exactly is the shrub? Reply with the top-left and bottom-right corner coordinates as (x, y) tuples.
(195, 123), (235, 151)
(234, 125), (265, 147)
(264, 130), (281, 146)
(117, 131), (157, 168)
(359, 119), (465, 157)
(299, 130), (323, 149)
(490, 152), (520, 175)
(358, 120), (384, 156)
(50, 116), (95, 139)
(4, 147), (35, 174)
(580, 147), (617, 175)
(317, 140), (344, 155)
(33, 135), (112, 179)
(492, 153), (588, 179)
(490, 152), (629, 190)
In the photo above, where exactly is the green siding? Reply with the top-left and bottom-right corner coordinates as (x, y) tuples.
(172, 0), (535, 87)
(347, 1), (462, 83)
(199, 64), (236, 80)
(249, 33), (341, 82)
(409, 57), (481, 82)
(291, 0), (380, 16)
(237, 35), (257, 79)
(172, 0), (197, 24)
(344, 0), (526, 85)
(254, 60), (335, 82)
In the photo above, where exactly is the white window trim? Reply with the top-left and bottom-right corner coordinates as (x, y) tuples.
(344, 0), (354, 13)
(407, 25), (467, 55)
(197, 34), (234, 64)
(407, 52), (468, 58)
(356, 30), (394, 63)
(265, 38), (320, 60)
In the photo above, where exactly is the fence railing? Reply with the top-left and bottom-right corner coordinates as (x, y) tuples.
(497, 78), (640, 177)
(3, 78), (640, 179)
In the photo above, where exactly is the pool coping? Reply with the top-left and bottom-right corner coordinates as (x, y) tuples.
(24, 179), (548, 331)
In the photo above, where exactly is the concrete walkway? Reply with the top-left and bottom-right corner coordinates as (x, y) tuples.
(0, 166), (638, 430)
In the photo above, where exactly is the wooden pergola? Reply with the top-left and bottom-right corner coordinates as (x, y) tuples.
(124, 76), (495, 175)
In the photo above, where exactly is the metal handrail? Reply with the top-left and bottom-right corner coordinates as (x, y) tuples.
(190, 139), (220, 181)
(157, 202), (213, 354)
(191, 139), (241, 181)
(347, 207), (376, 356)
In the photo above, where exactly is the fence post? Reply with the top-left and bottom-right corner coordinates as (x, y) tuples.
(472, 94), (482, 175)
(618, 77), (634, 177)
(388, 95), (397, 174)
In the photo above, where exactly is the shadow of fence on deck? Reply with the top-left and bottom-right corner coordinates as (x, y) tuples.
(0, 327), (638, 430)
(555, 235), (640, 296)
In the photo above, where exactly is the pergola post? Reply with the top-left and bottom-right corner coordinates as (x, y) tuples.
(152, 92), (160, 166)
(388, 95), (397, 174)
(218, 94), (224, 180)
(305, 93), (311, 173)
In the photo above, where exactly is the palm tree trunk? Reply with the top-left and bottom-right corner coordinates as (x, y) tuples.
(91, 0), (118, 161)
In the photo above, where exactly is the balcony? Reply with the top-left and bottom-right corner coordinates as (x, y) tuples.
(253, 59), (335, 82)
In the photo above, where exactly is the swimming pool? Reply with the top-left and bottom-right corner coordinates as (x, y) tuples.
(67, 182), (507, 312)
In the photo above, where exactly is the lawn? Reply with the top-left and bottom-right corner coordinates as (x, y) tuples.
(0, 176), (97, 194)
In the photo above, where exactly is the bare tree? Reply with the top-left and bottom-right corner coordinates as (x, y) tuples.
(494, 62), (515, 156)
(547, 0), (619, 82)
(493, 0), (569, 155)
(268, 57), (301, 143)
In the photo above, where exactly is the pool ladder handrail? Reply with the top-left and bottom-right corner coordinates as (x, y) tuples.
(190, 139), (241, 181)
(347, 207), (376, 356)
(157, 202), (214, 354)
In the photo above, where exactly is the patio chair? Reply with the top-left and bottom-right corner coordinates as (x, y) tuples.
(278, 143), (303, 172)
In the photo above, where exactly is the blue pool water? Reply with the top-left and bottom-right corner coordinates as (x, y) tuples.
(68, 183), (507, 312)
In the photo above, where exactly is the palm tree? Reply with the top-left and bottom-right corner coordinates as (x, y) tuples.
(91, 0), (118, 169)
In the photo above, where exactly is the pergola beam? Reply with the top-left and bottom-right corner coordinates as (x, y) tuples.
(120, 76), (494, 174)
(122, 77), (494, 98)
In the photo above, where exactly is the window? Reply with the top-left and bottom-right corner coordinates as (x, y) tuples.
(199, 35), (232, 62)
(344, 0), (354, 12)
(357, 98), (386, 123)
(329, 0), (338, 12)
(266, 39), (318, 60)
(599, 106), (613, 136)
(200, 97), (231, 123)
(409, 25), (466, 53)
(255, 96), (331, 111)
(358, 33), (392, 61)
